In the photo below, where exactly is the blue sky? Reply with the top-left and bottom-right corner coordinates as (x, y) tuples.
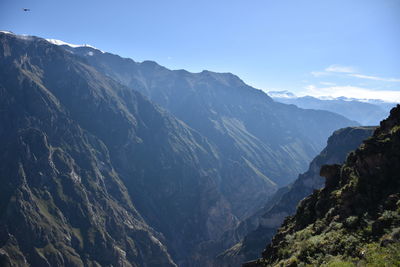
(1, 0), (400, 101)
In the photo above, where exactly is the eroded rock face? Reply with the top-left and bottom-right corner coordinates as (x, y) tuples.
(215, 126), (375, 266)
(0, 32), (239, 266)
(246, 105), (400, 266)
(0, 33), (180, 267)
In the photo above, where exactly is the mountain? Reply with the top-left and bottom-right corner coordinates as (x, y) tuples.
(63, 47), (364, 265)
(62, 44), (357, 195)
(214, 126), (375, 266)
(246, 105), (400, 266)
(0, 32), (359, 266)
(0, 32), (246, 266)
(0, 32), (179, 266)
(269, 92), (393, 126)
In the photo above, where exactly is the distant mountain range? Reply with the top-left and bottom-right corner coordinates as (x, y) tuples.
(268, 90), (396, 126)
(0, 32), (359, 266)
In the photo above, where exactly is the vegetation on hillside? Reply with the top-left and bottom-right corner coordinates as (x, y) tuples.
(246, 106), (400, 266)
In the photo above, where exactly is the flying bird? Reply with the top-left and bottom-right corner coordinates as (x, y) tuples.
(22, 8), (30, 11)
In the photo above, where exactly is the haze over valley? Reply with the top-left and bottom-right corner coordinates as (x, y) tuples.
(0, 1), (399, 266)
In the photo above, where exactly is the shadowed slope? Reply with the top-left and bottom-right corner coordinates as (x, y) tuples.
(0, 32), (238, 266)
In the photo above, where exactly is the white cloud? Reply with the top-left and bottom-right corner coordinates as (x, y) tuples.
(310, 65), (400, 85)
(301, 85), (400, 103)
(310, 64), (356, 77)
(348, 73), (400, 82)
(325, 64), (356, 73)
(311, 71), (328, 77)
(320, 81), (336, 86)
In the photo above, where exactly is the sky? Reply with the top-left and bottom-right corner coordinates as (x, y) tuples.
(1, 0), (400, 101)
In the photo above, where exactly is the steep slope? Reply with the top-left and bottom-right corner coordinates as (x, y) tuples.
(271, 94), (391, 126)
(0, 32), (242, 266)
(0, 33), (176, 267)
(62, 45), (357, 219)
(246, 105), (400, 266)
(216, 126), (375, 266)
(212, 126), (375, 265)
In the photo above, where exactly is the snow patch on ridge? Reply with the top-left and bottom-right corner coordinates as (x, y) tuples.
(46, 38), (104, 53)
(267, 90), (297, 98)
(1, 31), (105, 53)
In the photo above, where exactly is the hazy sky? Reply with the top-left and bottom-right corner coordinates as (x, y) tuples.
(1, 0), (400, 101)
